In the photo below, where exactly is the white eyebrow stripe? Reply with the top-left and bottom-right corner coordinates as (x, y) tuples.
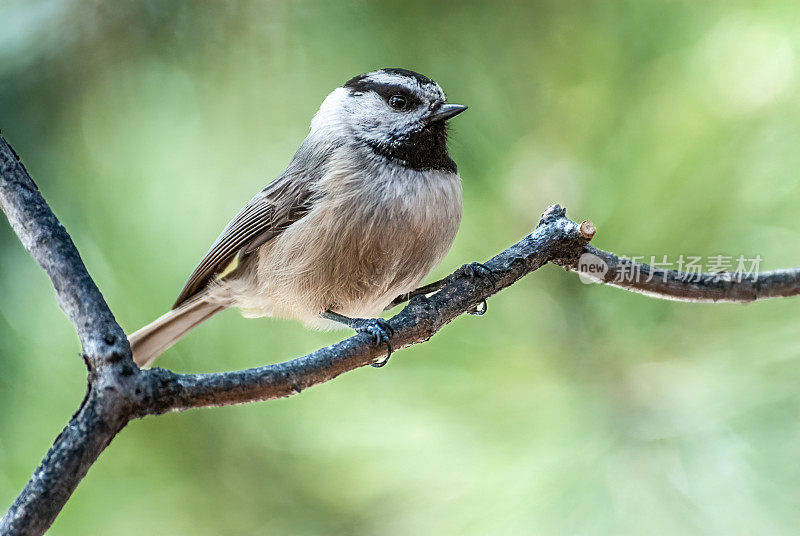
(363, 72), (446, 102)
(364, 72), (421, 87)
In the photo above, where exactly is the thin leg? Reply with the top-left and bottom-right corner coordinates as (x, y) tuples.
(386, 262), (498, 310)
(386, 279), (448, 310)
(322, 310), (394, 367)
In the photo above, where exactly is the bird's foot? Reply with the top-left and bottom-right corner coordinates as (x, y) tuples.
(453, 262), (496, 286)
(451, 263), (496, 316)
(452, 262), (497, 290)
(351, 318), (394, 367)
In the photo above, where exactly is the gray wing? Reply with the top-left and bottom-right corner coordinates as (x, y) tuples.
(173, 173), (317, 308)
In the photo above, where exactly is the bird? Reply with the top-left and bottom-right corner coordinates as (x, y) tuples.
(128, 68), (470, 368)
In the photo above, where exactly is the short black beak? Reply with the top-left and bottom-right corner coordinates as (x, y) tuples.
(427, 103), (468, 123)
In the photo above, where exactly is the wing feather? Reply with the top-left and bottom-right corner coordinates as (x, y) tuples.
(172, 174), (317, 308)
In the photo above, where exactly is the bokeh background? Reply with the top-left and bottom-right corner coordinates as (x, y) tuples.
(2, 1), (800, 534)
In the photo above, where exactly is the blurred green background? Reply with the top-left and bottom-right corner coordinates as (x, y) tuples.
(2, 1), (800, 534)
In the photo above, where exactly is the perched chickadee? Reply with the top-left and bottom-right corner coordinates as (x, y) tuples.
(129, 68), (468, 368)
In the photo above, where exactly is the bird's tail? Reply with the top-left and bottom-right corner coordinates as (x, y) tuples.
(129, 296), (225, 368)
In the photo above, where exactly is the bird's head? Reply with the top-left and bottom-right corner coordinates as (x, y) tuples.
(311, 68), (467, 172)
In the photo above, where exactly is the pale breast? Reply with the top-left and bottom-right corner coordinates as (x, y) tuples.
(240, 161), (462, 326)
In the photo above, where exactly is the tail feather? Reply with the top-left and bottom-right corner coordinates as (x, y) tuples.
(129, 296), (224, 368)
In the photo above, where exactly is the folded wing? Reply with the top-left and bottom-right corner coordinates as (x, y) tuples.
(173, 173), (317, 308)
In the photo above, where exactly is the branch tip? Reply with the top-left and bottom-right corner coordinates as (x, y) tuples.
(579, 220), (596, 240)
(538, 204), (566, 226)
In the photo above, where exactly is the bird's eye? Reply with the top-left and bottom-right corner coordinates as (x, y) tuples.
(388, 94), (407, 110)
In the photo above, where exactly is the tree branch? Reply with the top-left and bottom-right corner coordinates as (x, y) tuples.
(0, 135), (139, 536)
(0, 135), (129, 362)
(2, 131), (800, 535)
(565, 245), (800, 302)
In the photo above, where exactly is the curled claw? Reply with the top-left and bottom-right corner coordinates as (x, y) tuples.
(453, 262), (498, 290)
(321, 311), (395, 367)
(457, 263), (494, 316)
(351, 318), (394, 367)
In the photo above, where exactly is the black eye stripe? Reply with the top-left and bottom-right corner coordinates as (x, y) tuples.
(343, 79), (422, 109)
(372, 85), (412, 102)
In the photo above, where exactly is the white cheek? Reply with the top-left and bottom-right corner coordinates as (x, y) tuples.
(310, 88), (350, 133)
(310, 86), (430, 145)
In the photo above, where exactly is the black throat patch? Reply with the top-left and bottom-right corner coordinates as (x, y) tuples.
(364, 121), (457, 173)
